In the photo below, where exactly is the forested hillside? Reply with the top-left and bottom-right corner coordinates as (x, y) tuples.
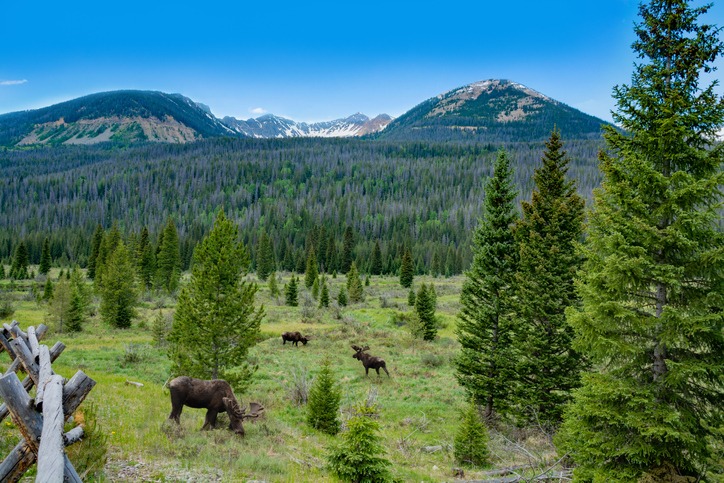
(0, 136), (603, 273)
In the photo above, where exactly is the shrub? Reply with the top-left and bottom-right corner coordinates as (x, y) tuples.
(454, 401), (490, 468)
(288, 367), (311, 406)
(307, 359), (341, 435)
(67, 402), (109, 480)
(327, 404), (392, 483)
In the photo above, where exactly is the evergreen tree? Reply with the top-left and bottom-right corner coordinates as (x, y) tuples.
(87, 224), (104, 280)
(10, 241), (29, 280)
(41, 276), (54, 301)
(327, 404), (392, 483)
(307, 358), (341, 435)
(67, 266), (89, 332)
(319, 277), (330, 308)
(155, 219), (181, 293)
(39, 237), (51, 275)
(558, 2), (724, 480)
(256, 230), (275, 281)
(346, 261), (364, 303)
(99, 242), (138, 329)
(47, 278), (70, 332)
(325, 233), (338, 273)
(340, 226), (354, 273)
(94, 223), (121, 291)
(454, 401), (490, 468)
(151, 311), (169, 347)
(312, 276), (320, 300)
(370, 241), (383, 276)
(0, 263), (5, 279)
(305, 247), (319, 289)
(511, 129), (585, 425)
(415, 284), (437, 341)
(455, 149), (519, 420)
(407, 287), (416, 307)
(337, 286), (348, 307)
(285, 274), (299, 307)
(268, 271), (280, 298)
(137, 226), (155, 290)
(167, 210), (264, 391)
(399, 248), (414, 288)
(364, 274), (370, 287)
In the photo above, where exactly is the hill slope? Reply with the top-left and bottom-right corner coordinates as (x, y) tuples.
(0, 91), (235, 146)
(221, 113), (392, 138)
(378, 79), (608, 142)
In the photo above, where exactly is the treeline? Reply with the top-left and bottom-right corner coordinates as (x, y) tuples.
(0, 137), (604, 274)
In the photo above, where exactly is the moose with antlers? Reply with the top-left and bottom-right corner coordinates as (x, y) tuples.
(167, 376), (264, 436)
(351, 344), (390, 377)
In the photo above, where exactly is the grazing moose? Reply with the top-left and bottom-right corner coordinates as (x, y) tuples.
(282, 331), (310, 346)
(167, 376), (264, 436)
(351, 345), (390, 377)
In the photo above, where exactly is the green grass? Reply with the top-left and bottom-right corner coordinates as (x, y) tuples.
(0, 270), (557, 481)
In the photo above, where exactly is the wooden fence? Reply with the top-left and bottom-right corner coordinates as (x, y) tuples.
(0, 321), (96, 482)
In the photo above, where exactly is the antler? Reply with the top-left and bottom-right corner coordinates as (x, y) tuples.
(361, 345), (370, 352)
(244, 402), (265, 420)
(351, 344), (362, 352)
(223, 397), (246, 419)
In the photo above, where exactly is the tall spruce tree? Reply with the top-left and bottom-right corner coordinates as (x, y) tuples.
(346, 261), (364, 303)
(557, 2), (724, 480)
(340, 226), (354, 273)
(167, 210), (264, 391)
(10, 241), (29, 280)
(415, 284), (437, 341)
(99, 242), (138, 329)
(87, 224), (104, 280)
(155, 219), (181, 293)
(137, 226), (155, 290)
(39, 237), (51, 275)
(399, 247), (414, 288)
(455, 149), (519, 420)
(370, 240), (383, 276)
(305, 247), (319, 289)
(255, 230), (275, 281)
(285, 274), (299, 307)
(511, 129), (585, 426)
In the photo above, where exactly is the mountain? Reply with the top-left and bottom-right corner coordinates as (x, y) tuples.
(378, 79), (609, 142)
(0, 90), (234, 146)
(220, 113), (392, 138)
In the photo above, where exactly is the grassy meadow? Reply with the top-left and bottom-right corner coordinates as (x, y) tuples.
(0, 268), (557, 482)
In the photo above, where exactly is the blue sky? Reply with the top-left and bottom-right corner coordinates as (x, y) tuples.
(1, 1), (722, 123)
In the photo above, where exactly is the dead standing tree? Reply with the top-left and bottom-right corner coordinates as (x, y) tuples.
(0, 321), (96, 482)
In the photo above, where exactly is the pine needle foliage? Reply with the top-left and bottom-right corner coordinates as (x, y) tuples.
(305, 247), (319, 289)
(167, 209), (264, 392)
(454, 401), (491, 468)
(39, 237), (51, 275)
(455, 149), (519, 419)
(255, 230), (275, 281)
(347, 261), (364, 303)
(327, 404), (392, 483)
(307, 358), (341, 435)
(557, 1), (724, 480)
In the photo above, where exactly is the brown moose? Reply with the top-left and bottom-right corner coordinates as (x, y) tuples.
(282, 331), (310, 346)
(351, 345), (390, 377)
(167, 376), (264, 435)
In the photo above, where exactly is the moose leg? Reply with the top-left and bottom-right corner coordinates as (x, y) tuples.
(365, 366), (370, 376)
(168, 404), (182, 423)
(375, 368), (381, 377)
(382, 365), (390, 377)
(202, 409), (218, 430)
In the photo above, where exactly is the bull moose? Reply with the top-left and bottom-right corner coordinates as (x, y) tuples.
(351, 345), (390, 377)
(282, 331), (310, 346)
(167, 376), (264, 435)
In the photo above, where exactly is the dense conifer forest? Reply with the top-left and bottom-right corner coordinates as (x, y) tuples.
(0, 137), (603, 273)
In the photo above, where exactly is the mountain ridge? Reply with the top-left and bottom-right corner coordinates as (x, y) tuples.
(0, 80), (610, 146)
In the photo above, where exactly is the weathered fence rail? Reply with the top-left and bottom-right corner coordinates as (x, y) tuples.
(0, 321), (96, 482)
